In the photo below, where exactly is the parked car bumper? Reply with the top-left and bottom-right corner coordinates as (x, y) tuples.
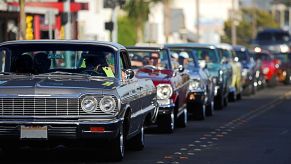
(157, 99), (175, 115)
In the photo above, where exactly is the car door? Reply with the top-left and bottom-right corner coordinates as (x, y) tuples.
(119, 50), (142, 134)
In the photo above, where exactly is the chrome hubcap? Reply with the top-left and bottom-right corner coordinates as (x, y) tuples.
(203, 105), (206, 118)
(141, 126), (144, 145)
(184, 109), (187, 125)
(119, 132), (124, 156)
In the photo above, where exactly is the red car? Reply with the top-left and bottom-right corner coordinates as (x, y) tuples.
(254, 51), (278, 86)
(127, 46), (190, 133)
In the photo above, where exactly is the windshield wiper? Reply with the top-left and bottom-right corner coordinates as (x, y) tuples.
(38, 71), (90, 77)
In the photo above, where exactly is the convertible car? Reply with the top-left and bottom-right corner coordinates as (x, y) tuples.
(165, 43), (216, 119)
(0, 40), (158, 161)
(127, 46), (190, 133)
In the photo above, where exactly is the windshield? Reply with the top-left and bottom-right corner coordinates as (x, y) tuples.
(168, 48), (198, 70)
(192, 48), (220, 64)
(217, 48), (232, 60)
(255, 53), (273, 61)
(128, 49), (171, 70)
(0, 44), (116, 77)
(274, 53), (291, 63)
(256, 31), (290, 42)
(235, 50), (250, 62)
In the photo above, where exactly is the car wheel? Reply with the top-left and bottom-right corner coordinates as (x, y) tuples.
(197, 104), (206, 120)
(237, 93), (242, 100)
(177, 108), (187, 128)
(251, 83), (256, 95)
(284, 73), (291, 85)
(224, 94), (228, 107)
(128, 124), (144, 151)
(111, 128), (125, 161)
(158, 110), (175, 133)
(214, 94), (223, 110)
(268, 75), (277, 87)
(228, 92), (236, 102)
(206, 99), (214, 116)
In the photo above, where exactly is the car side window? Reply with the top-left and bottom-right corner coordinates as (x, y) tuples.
(120, 50), (131, 80)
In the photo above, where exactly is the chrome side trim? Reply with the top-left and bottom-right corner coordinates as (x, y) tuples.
(131, 105), (155, 118)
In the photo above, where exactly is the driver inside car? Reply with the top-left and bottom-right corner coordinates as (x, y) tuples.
(82, 53), (115, 77)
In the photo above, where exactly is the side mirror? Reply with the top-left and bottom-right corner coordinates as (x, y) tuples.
(178, 65), (184, 72)
(125, 69), (134, 79)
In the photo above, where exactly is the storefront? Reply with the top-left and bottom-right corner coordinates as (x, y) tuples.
(0, 1), (88, 42)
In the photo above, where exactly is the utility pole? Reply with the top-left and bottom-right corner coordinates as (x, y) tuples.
(19, 0), (26, 40)
(64, 0), (71, 40)
(231, 0), (237, 45)
(164, 0), (171, 43)
(112, 6), (118, 42)
(252, 0), (257, 39)
(196, 0), (200, 42)
(289, 7), (291, 33)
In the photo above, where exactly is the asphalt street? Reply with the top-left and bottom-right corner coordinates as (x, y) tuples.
(2, 85), (291, 164)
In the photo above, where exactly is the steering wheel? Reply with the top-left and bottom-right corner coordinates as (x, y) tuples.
(143, 65), (157, 70)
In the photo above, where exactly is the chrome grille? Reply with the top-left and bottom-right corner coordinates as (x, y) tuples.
(0, 98), (80, 116)
(0, 96), (118, 117)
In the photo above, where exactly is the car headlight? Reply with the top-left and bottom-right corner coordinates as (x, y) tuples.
(263, 68), (269, 74)
(99, 96), (116, 113)
(189, 80), (202, 90)
(157, 84), (173, 99)
(254, 47), (262, 53)
(81, 96), (98, 113)
(280, 44), (289, 53)
(242, 69), (248, 77)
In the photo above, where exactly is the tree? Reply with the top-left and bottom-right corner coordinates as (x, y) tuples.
(272, 0), (291, 6)
(124, 0), (162, 43)
(118, 16), (137, 46)
(222, 8), (279, 47)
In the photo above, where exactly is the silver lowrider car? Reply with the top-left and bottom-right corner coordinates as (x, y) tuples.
(0, 40), (158, 161)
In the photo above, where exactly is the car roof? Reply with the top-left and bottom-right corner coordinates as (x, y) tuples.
(0, 40), (126, 50)
(164, 43), (216, 49)
(215, 43), (233, 50)
(232, 45), (248, 52)
(258, 28), (289, 34)
(126, 46), (166, 52)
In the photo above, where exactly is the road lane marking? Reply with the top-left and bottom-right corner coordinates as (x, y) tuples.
(156, 89), (291, 163)
(279, 130), (289, 136)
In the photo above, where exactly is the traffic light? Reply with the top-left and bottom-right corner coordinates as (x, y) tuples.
(103, 0), (126, 8)
(105, 21), (114, 31)
(104, 0), (116, 9)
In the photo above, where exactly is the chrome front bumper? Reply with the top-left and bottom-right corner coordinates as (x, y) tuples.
(0, 118), (123, 140)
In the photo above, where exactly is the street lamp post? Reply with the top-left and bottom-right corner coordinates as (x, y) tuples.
(231, 0), (237, 45)
(196, 0), (200, 42)
(19, 0), (26, 40)
(64, 0), (71, 40)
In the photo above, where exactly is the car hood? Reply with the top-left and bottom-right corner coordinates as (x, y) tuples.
(187, 68), (201, 79)
(0, 75), (117, 96)
(135, 68), (173, 81)
(206, 63), (221, 77)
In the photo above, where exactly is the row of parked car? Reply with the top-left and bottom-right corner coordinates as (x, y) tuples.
(0, 40), (289, 161)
